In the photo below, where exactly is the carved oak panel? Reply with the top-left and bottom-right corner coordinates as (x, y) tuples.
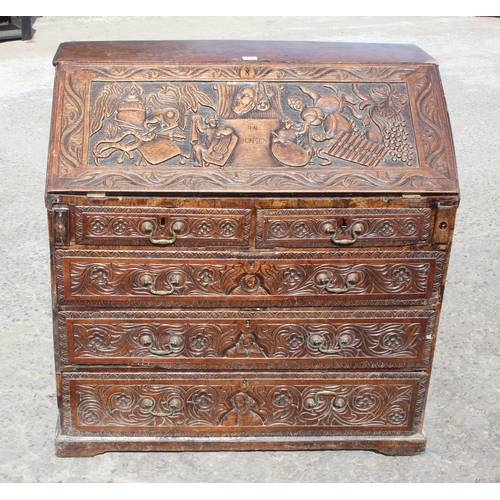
(75, 206), (251, 247)
(61, 372), (426, 436)
(256, 208), (431, 248)
(58, 310), (434, 369)
(55, 250), (444, 308)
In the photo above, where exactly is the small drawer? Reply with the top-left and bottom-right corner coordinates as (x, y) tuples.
(55, 249), (444, 308)
(57, 310), (435, 370)
(75, 206), (251, 247)
(60, 371), (427, 436)
(256, 208), (431, 248)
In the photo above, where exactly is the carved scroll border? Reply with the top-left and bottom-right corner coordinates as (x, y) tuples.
(54, 249), (445, 309)
(75, 206), (252, 246)
(56, 309), (436, 370)
(255, 207), (432, 248)
(60, 371), (427, 437)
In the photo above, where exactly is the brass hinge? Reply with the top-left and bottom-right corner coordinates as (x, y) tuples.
(402, 194), (421, 199)
(433, 205), (456, 244)
(53, 205), (69, 246)
(87, 192), (106, 198)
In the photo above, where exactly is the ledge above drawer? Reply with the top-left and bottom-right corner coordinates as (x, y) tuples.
(256, 208), (431, 248)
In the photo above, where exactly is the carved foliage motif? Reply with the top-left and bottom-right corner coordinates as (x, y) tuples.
(76, 207), (250, 246)
(71, 378), (421, 432)
(66, 260), (432, 299)
(257, 208), (431, 247)
(68, 318), (427, 363)
(411, 72), (451, 178)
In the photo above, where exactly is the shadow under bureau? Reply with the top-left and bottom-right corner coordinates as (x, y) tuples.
(46, 40), (459, 456)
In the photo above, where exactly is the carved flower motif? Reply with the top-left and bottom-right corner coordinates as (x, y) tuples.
(88, 217), (108, 234)
(220, 221), (237, 237)
(292, 222), (310, 238)
(196, 268), (216, 285)
(401, 220), (418, 235)
(387, 407), (407, 425)
(269, 222), (287, 237)
(114, 392), (133, 409)
(272, 389), (292, 407)
(283, 268), (302, 284)
(383, 333), (404, 351)
(354, 393), (376, 410)
(111, 218), (131, 235)
(86, 331), (107, 350)
(379, 221), (395, 237)
(197, 221), (214, 236)
(81, 409), (100, 425)
(287, 333), (304, 349)
(89, 266), (110, 283)
(192, 389), (214, 408)
(393, 266), (411, 283)
(190, 333), (208, 350)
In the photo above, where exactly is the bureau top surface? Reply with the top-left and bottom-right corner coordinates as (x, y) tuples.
(46, 41), (458, 197)
(53, 41), (437, 65)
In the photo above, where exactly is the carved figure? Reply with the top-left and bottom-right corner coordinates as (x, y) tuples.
(221, 392), (264, 426)
(231, 274), (268, 295)
(190, 114), (237, 167)
(271, 115), (312, 167)
(226, 333), (266, 358)
(232, 82), (275, 115)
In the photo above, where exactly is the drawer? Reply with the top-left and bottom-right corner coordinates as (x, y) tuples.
(55, 250), (444, 308)
(57, 310), (435, 370)
(256, 208), (432, 248)
(60, 371), (427, 436)
(75, 206), (251, 247)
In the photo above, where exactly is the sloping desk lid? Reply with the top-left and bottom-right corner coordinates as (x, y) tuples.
(46, 41), (459, 196)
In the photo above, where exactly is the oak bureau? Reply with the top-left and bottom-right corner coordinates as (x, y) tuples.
(46, 41), (459, 456)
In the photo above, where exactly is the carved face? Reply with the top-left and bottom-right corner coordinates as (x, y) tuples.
(240, 333), (256, 348)
(232, 86), (258, 115)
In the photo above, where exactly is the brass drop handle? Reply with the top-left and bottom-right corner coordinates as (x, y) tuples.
(322, 222), (364, 245)
(309, 334), (352, 354)
(316, 272), (360, 294)
(304, 391), (346, 410)
(139, 334), (182, 356)
(140, 397), (181, 417)
(139, 273), (184, 296)
(141, 220), (186, 246)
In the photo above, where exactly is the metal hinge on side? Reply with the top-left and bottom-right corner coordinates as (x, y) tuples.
(86, 192), (106, 198)
(53, 205), (69, 246)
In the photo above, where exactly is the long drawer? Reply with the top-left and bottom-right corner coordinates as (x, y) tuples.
(60, 371), (427, 437)
(55, 250), (444, 308)
(57, 309), (436, 370)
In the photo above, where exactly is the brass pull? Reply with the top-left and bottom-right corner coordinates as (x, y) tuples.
(141, 220), (186, 246)
(309, 334), (351, 354)
(316, 272), (360, 294)
(322, 222), (364, 245)
(140, 397), (181, 417)
(139, 334), (182, 356)
(139, 274), (184, 296)
(304, 391), (346, 410)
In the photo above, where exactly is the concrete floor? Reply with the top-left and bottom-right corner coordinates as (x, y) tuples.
(0, 16), (499, 483)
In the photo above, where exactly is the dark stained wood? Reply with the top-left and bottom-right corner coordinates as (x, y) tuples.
(46, 41), (459, 456)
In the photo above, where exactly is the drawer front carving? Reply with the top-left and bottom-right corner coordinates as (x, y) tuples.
(58, 310), (435, 369)
(62, 372), (426, 436)
(76, 206), (251, 247)
(55, 250), (444, 308)
(257, 208), (431, 248)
